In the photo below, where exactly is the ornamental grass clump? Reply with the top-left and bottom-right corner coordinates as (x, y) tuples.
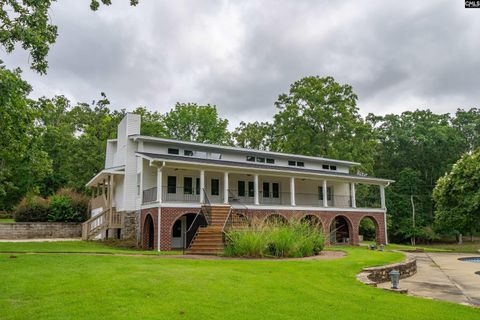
(224, 219), (324, 258)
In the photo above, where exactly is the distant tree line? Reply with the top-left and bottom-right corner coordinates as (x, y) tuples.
(1, 64), (479, 242)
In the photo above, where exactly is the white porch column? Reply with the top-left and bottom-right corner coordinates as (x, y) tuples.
(323, 180), (328, 207)
(156, 167), (162, 203)
(223, 171), (229, 204)
(290, 177), (296, 206)
(200, 169), (205, 203)
(350, 183), (356, 208)
(254, 174), (259, 205)
(380, 185), (386, 209)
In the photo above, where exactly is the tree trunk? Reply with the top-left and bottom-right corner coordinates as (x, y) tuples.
(458, 233), (463, 245)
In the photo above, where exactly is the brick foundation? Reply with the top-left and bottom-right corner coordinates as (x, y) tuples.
(140, 206), (386, 250)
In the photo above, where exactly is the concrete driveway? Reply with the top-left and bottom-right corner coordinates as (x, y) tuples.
(379, 252), (480, 306)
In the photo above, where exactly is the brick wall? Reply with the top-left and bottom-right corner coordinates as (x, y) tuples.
(140, 206), (386, 250)
(0, 222), (82, 239)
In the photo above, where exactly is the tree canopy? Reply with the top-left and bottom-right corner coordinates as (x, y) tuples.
(433, 149), (480, 236)
(272, 76), (376, 174)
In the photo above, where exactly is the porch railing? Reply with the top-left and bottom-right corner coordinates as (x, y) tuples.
(142, 187), (381, 209)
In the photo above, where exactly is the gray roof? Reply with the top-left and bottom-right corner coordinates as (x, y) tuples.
(136, 152), (394, 185)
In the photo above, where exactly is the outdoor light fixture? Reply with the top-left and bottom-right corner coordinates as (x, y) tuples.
(389, 270), (400, 289)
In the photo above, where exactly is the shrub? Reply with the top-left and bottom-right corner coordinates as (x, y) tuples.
(224, 219), (324, 258)
(55, 188), (89, 221)
(14, 196), (50, 222)
(48, 188), (89, 222)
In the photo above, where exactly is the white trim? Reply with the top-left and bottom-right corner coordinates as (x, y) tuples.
(141, 202), (160, 210)
(131, 135), (360, 166)
(86, 167), (125, 187)
(136, 154), (393, 185)
(233, 204), (386, 213)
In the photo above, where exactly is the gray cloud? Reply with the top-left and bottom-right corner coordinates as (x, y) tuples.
(2, 0), (480, 128)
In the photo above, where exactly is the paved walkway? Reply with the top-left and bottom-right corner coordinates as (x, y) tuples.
(378, 252), (480, 306)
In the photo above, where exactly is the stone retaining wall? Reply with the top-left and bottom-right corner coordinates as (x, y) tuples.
(359, 255), (417, 284)
(0, 222), (82, 239)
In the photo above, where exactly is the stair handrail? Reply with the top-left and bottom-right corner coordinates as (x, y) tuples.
(222, 190), (249, 234)
(183, 207), (208, 254)
(82, 208), (110, 240)
(201, 188), (212, 225)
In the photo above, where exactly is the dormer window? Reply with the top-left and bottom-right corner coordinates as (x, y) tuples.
(266, 158), (275, 164)
(184, 150), (193, 156)
(256, 157), (265, 163)
(246, 156), (255, 162)
(322, 164), (329, 170)
(330, 165), (337, 170)
(322, 164), (337, 170)
(289, 160), (304, 167)
(168, 148), (179, 155)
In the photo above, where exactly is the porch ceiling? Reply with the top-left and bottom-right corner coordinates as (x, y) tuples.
(136, 152), (394, 185)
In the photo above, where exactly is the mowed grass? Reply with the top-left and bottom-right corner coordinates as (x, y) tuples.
(0, 240), (181, 255)
(0, 218), (14, 223)
(1, 245), (479, 319)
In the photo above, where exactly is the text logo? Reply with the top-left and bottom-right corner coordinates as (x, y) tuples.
(466, 1), (480, 8)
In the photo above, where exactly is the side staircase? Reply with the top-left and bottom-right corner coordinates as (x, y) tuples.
(82, 197), (122, 240)
(187, 205), (231, 255)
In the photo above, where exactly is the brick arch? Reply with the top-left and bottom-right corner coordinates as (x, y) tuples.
(329, 214), (354, 245)
(263, 213), (289, 224)
(357, 214), (385, 245)
(168, 211), (199, 235)
(142, 212), (155, 250)
(300, 213), (324, 229)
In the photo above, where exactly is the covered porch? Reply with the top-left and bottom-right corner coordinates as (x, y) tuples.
(139, 159), (388, 210)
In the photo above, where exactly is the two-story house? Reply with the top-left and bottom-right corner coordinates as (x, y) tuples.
(83, 114), (393, 254)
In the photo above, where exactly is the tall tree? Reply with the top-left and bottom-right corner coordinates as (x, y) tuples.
(452, 108), (480, 152)
(369, 110), (466, 242)
(433, 148), (480, 238)
(0, 64), (51, 209)
(272, 76), (376, 173)
(233, 121), (274, 150)
(162, 103), (232, 145)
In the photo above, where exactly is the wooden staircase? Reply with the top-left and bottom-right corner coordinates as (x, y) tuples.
(187, 205), (230, 255)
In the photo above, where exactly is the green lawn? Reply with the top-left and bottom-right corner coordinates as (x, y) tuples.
(0, 244), (478, 319)
(0, 240), (181, 255)
(0, 218), (14, 223)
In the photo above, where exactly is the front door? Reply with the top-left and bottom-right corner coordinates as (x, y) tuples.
(171, 216), (186, 248)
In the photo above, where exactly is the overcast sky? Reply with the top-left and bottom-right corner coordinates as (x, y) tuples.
(3, 0), (480, 128)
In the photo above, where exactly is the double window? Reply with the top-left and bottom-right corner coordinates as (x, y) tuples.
(288, 160), (304, 167)
(318, 186), (333, 201)
(263, 182), (279, 198)
(322, 164), (337, 171)
(237, 180), (255, 197)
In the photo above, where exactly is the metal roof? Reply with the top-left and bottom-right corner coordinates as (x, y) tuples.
(136, 152), (394, 185)
(130, 135), (361, 166)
